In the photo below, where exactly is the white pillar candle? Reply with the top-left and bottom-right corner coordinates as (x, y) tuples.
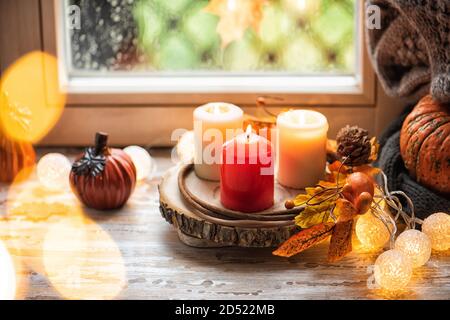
(276, 110), (328, 189)
(194, 102), (243, 181)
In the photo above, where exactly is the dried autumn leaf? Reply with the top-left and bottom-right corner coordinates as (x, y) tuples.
(325, 161), (349, 185)
(288, 160), (378, 230)
(295, 206), (332, 229)
(293, 193), (310, 206)
(326, 174), (347, 187)
(328, 219), (353, 262)
(308, 190), (339, 205)
(294, 192), (339, 228)
(273, 223), (335, 258)
(317, 180), (342, 189)
(353, 165), (381, 179)
(204, 0), (267, 48)
(369, 136), (379, 162)
(326, 139), (339, 163)
(335, 198), (358, 222)
(328, 161), (349, 174)
(327, 139), (337, 154)
(327, 199), (358, 262)
(292, 184), (341, 228)
(304, 187), (318, 196)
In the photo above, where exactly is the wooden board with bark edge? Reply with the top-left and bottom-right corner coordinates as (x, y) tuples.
(158, 164), (303, 248)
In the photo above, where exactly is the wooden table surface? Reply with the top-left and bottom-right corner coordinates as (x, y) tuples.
(0, 148), (448, 300)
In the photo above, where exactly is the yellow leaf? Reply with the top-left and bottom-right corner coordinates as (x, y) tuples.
(295, 201), (336, 229)
(204, 0), (267, 47)
(293, 194), (310, 206)
(308, 190), (339, 205)
(369, 136), (379, 162)
(353, 165), (381, 179)
(305, 187), (318, 196)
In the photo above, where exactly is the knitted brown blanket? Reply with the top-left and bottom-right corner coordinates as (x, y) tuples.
(365, 0), (450, 103)
(366, 1), (450, 217)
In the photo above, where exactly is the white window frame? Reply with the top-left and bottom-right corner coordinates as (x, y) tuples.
(43, 0), (375, 107)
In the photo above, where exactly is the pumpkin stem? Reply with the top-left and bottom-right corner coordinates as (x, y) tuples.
(94, 132), (108, 155)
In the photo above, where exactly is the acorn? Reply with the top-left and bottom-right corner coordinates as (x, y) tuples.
(341, 172), (374, 214)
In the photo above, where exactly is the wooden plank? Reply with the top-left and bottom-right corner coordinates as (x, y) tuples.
(0, 0), (42, 72)
(39, 106), (377, 147)
(0, 148), (448, 300)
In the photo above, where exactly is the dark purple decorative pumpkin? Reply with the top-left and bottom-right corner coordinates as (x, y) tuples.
(400, 95), (450, 195)
(70, 132), (137, 210)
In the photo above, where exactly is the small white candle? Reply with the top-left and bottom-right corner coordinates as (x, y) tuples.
(194, 102), (243, 181)
(276, 109), (328, 189)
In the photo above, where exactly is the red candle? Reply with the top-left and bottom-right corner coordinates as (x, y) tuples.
(220, 126), (274, 212)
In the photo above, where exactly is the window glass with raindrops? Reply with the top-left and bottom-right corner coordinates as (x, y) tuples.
(66, 0), (356, 75)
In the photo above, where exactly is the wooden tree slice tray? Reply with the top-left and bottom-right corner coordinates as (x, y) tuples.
(159, 164), (303, 248)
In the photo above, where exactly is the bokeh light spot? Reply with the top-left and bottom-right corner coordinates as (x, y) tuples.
(0, 240), (16, 300)
(0, 51), (66, 143)
(42, 214), (127, 300)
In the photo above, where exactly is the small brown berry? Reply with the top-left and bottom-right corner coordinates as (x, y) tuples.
(285, 200), (295, 209)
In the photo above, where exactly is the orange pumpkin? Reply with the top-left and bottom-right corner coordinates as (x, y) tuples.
(400, 95), (450, 195)
(0, 128), (35, 183)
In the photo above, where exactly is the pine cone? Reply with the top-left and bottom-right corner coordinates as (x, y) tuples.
(336, 125), (371, 166)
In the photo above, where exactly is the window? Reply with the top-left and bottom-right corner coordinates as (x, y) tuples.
(49, 0), (374, 105)
(67, 0), (355, 74)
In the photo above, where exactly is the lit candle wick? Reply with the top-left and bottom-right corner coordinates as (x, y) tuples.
(245, 124), (252, 141)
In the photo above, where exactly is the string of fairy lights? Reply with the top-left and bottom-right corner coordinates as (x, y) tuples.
(34, 132), (449, 294)
(354, 171), (449, 291)
(36, 145), (156, 189)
